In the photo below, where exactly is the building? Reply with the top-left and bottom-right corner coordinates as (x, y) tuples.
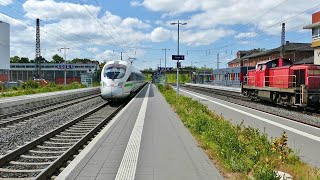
(228, 42), (314, 67)
(228, 49), (261, 67)
(304, 11), (320, 65)
(0, 21), (10, 82)
(10, 63), (99, 84)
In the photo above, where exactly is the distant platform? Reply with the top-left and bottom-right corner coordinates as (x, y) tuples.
(0, 87), (99, 115)
(184, 83), (241, 93)
(57, 84), (223, 180)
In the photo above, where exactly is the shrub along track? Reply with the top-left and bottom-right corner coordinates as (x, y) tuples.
(0, 102), (123, 179)
(181, 84), (320, 128)
(0, 94), (100, 129)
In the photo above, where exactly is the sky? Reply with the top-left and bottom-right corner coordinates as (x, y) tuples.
(0, 0), (319, 70)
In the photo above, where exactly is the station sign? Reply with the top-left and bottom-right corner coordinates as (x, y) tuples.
(56, 64), (75, 69)
(172, 55), (185, 60)
(158, 67), (173, 71)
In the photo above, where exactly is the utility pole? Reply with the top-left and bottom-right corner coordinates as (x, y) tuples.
(35, 18), (41, 79)
(59, 47), (70, 86)
(280, 23), (286, 58)
(217, 52), (220, 69)
(121, 52), (123, 60)
(162, 48), (170, 85)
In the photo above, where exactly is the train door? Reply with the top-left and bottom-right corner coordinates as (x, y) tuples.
(293, 69), (305, 87)
(293, 69), (306, 105)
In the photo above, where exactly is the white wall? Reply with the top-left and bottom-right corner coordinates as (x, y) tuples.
(0, 21), (10, 70)
(315, 48), (320, 65)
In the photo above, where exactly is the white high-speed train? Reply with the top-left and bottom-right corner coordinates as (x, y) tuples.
(100, 60), (145, 100)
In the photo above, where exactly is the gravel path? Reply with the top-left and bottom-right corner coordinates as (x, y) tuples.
(0, 97), (105, 155)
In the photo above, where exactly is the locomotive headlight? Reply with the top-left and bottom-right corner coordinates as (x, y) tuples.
(118, 82), (123, 87)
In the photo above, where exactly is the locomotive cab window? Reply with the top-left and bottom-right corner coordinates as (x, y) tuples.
(104, 65), (127, 79)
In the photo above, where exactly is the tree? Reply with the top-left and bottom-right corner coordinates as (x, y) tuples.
(20, 57), (30, 63)
(10, 56), (20, 63)
(52, 54), (64, 63)
(70, 58), (93, 64)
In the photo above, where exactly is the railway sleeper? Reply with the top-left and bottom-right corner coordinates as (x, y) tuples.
(9, 161), (51, 166)
(20, 155), (59, 159)
(29, 150), (64, 154)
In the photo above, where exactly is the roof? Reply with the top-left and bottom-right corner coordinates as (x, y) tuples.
(294, 56), (314, 64)
(228, 58), (240, 64)
(303, 21), (320, 29)
(241, 42), (312, 59)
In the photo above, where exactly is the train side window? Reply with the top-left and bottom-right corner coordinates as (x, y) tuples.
(261, 64), (267, 70)
(128, 74), (133, 81)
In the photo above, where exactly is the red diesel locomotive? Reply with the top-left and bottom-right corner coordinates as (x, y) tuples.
(242, 58), (320, 109)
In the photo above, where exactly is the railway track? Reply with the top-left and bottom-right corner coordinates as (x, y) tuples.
(182, 84), (320, 128)
(0, 101), (124, 179)
(0, 94), (100, 129)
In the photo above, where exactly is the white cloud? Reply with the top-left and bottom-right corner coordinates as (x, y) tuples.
(137, 0), (319, 35)
(23, 0), (100, 20)
(121, 17), (151, 29)
(235, 32), (257, 39)
(0, 0), (12, 6)
(130, 1), (142, 7)
(150, 27), (171, 42)
(181, 29), (234, 46)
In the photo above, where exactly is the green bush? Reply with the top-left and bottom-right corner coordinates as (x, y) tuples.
(21, 80), (40, 89)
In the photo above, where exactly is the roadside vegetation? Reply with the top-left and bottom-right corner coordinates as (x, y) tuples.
(157, 84), (320, 179)
(0, 80), (86, 98)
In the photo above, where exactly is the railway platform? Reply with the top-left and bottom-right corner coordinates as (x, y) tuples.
(0, 87), (99, 116)
(57, 84), (223, 180)
(184, 83), (241, 93)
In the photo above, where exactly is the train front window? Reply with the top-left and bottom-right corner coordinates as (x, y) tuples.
(104, 65), (126, 79)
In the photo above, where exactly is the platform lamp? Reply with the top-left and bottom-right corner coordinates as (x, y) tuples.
(171, 20), (187, 94)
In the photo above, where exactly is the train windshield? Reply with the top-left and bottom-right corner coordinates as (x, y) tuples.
(104, 64), (126, 79)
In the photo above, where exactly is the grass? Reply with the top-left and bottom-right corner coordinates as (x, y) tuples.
(157, 84), (320, 180)
(0, 80), (87, 98)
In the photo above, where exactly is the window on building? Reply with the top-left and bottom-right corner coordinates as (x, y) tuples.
(313, 27), (320, 39)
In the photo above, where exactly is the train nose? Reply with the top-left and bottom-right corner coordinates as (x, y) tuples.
(101, 86), (123, 98)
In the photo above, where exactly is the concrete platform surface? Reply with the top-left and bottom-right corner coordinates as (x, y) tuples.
(57, 84), (223, 180)
(185, 83), (241, 93)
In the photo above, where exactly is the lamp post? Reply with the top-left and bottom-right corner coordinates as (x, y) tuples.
(171, 20), (187, 94)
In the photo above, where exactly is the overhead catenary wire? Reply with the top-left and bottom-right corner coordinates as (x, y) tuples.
(77, 0), (130, 59)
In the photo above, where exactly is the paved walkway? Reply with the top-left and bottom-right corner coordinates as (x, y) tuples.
(57, 84), (223, 180)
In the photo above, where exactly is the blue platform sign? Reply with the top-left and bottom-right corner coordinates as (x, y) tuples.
(158, 67), (173, 71)
(172, 55), (185, 60)
(56, 64), (75, 69)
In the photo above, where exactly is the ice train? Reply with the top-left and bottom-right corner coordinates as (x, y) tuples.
(100, 60), (145, 100)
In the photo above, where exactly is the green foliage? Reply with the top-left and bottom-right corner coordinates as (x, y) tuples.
(52, 54), (64, 63)
(70, 58), (95, 64)
(253, 160), (279, 180)
(271, 132), (291, 162)
(0, 83), (6, 92)
(21, 80), (40, 89)
(157, 85), (303, 179)
(165, 73), (191, 84)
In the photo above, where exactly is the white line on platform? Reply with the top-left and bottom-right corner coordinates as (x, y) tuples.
(180, 89), (320, 143)
(115, 84), (150, 180)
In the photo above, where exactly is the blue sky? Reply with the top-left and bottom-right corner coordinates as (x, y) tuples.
(0, 0), (319, 70)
